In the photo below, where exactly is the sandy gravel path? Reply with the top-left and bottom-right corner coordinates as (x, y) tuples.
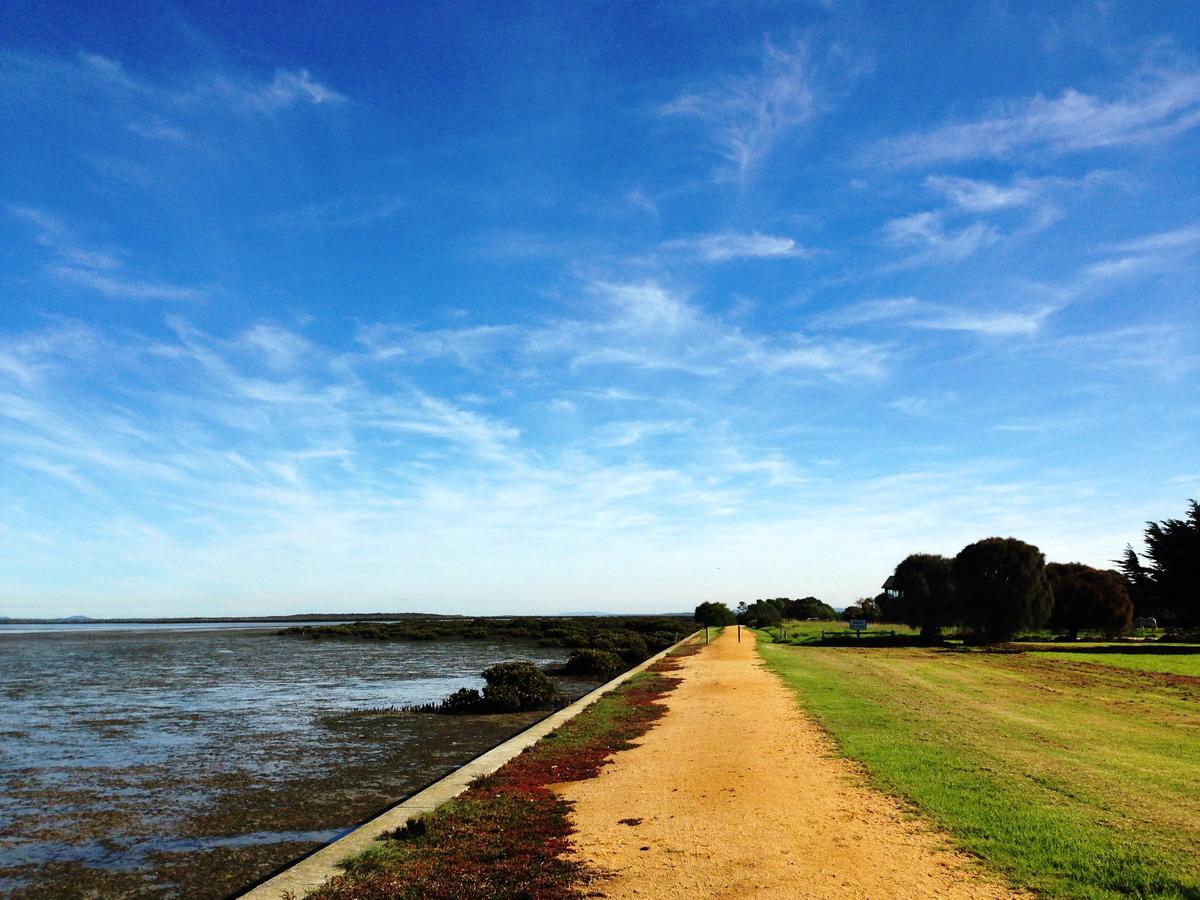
(558, 627), (1023, 899)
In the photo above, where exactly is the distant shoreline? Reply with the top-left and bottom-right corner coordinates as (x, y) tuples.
(0, 612), (430, 625)
(0, 611), (688, 626)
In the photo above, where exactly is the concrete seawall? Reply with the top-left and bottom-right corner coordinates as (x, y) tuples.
(239, 630), (701, 899)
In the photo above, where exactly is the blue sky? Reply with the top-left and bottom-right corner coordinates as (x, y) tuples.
(1, 1), (1197, 617)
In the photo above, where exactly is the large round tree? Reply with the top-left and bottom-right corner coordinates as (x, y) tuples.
(952, 537), (1053, 642)
(1047, 562), (1133, 640)
(888, 553), (955, 641)
(693, 601), (736, 626)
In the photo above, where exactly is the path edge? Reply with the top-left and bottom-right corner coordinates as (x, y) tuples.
(239, 629), (702, 899)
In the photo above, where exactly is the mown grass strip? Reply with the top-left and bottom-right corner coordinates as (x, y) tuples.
(300, 642), (701, 900)
(1027, 649), (1200, 678)
(759, 640), (1200, 900)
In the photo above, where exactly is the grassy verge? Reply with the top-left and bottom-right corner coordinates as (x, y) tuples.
(765, 618), (922, 644)
(302, 641), (701, 900)
(1023, 646), (1200, 678)
(759, 640), (1200, 899)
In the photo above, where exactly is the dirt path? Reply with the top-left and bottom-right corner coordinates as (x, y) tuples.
(557, 628), (1023, 899)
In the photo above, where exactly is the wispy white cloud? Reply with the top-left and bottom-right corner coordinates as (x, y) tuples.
(888, 392), (957, 416)
(0, 315), (830, 610)
(0, 51), (345, 182)
(923, 175), (1042, 211)
(0, 352), (36, 386)
(914, 306), (1054, 337)
(471, 230), (584, 260)
(357, 280), (891, 382)
(882, 211), (1000, 264)
(237, 324), (314, 372)
(626, 188), (658, 216)
(1106, 221), (1200, 253)
(127, 121), (189, 143)
(0, 310), (1177, 615)
(225, 68), (346, 111)
(663, 231), (816, 262)
(8, 206), (204, 302)
(724, 452), (806, 487)
(662, 37), (867, 180)
(50, 265), (206, 302)
(881, 172), (1102, 268)
(75, 52), (143, 93)
(368, 392), (521, 457)
(7, 206), (121, 269)
(812, 297), (920, 328)
(1022, 220), (1200, 303)
(554, 281), (891, 381)
(73, 51), (347, 114)
(924, 170), (1124, 216)
(817, 296), (1055, 337)
(868, 63), (1200, 167)
(357, 323), (523, 369)
(595, 419), (692, 448)
(266, 194), (406, 230)
(1051, 324), (1200, 379)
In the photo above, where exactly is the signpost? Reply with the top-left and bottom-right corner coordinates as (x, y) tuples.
(849, 619), (868, 638)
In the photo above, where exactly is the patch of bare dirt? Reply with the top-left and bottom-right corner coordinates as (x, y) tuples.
(557, 628), (1026, 899)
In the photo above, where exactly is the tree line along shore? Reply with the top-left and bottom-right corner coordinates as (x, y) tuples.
(697, 498), (1199, 643)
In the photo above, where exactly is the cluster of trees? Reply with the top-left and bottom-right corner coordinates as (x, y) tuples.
(691, 502), (1196, 645)
(694, 596), (837, 628)
(1117, 500), (1199, 626)
(840, 596), (881, 622)
(877, 538), (1126, 643)
(879, 501), (1198, 642)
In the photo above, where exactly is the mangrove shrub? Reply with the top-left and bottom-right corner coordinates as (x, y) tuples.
(480, 661), (562, 713)
(563, 648), (625, 679)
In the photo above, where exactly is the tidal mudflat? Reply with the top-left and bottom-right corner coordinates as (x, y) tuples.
(0, 626), (591, 898)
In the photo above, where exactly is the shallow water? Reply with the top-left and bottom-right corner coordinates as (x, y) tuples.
(0, 627), (587, 898)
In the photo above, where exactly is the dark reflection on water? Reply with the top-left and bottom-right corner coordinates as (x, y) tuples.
(0, 627), (584, 898)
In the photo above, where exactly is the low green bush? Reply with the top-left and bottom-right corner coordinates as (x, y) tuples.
(438, 687), (484, 713)
(563, 648), (624, 679)
(480, 661), (562, 712)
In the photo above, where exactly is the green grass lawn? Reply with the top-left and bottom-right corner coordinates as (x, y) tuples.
(766, 618), (921, 643)
(759, 639), (1200, 899)
(1022, 646), (1200, 678)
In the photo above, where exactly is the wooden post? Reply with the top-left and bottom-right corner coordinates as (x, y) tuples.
(737, 625), (741, 643)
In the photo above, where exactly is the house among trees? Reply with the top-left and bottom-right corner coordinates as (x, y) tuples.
(882, 575), (900, 601)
